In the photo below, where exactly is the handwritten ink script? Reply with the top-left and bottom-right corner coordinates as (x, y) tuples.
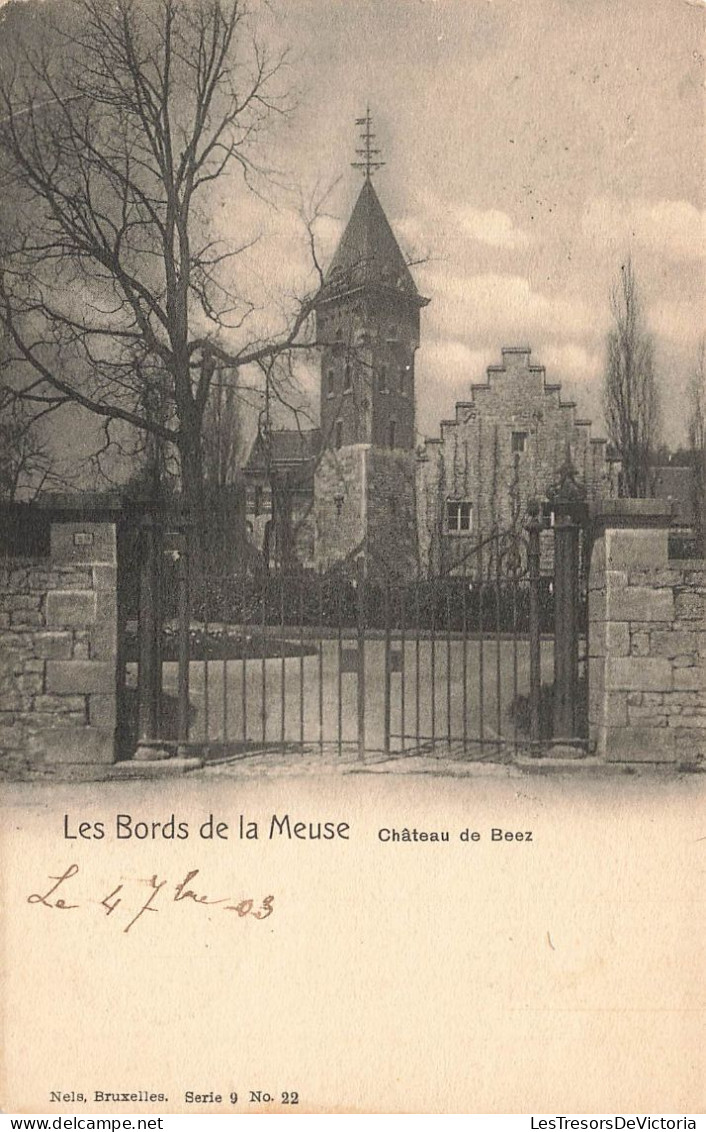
(28, 864), (274, 934)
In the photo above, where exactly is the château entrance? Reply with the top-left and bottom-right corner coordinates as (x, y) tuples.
(126, 487), (589, 762)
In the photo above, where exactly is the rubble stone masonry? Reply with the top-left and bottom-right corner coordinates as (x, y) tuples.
(0, 521), (118, 777)
(589, 500), (706, 763)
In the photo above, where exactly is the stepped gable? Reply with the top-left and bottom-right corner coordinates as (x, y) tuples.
(431, 347), (592, 437)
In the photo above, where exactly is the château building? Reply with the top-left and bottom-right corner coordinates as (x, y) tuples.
(243, 158), (616, 577)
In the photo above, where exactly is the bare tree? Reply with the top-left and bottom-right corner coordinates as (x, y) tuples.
(202, 370), (246, 489)
(0, 0), (318, 539)
(603, 258), (661, 497)
(0, 257), (65, 499)
(0, 385), (65, 500)
(688, 335), (706, 554)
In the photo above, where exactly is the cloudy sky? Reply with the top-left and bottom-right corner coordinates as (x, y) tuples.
(2, 0), (704, 460)
(248, 0), (704, 447)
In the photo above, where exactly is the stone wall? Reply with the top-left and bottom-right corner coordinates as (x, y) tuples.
(314, 444), (418, 578)
(314, 446), (366, 570)
(588, 500), (706, 764)
(0, 520), (118, 777)
(366, 448), (417, 578)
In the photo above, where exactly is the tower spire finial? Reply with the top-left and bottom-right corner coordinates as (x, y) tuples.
(351, 106), (385, 179)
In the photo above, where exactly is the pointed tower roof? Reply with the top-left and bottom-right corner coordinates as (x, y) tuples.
(321, 178), (426, 305)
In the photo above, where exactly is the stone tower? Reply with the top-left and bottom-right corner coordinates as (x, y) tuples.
(314, 176), (429, 577)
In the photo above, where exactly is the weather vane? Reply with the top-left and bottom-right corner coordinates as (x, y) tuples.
(351, 107), (385, 179)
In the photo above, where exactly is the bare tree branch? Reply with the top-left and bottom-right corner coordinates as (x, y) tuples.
(0, 0), (313, 532)
(602, 257), (661, 497)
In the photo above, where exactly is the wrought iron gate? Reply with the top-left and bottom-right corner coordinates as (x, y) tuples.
(126, 494), (589, 761)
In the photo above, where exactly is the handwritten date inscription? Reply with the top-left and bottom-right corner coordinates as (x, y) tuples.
(28, 864), (274, 934)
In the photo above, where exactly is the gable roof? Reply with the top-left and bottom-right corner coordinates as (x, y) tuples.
(244, 429), (321, 477)
(322, 178), (423, 302)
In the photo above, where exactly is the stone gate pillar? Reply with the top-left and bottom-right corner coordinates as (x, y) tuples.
(588, 499), (675, 761)
(47, 517), (119, 766)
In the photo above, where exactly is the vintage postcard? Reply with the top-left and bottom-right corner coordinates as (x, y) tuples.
(1, 0), (704, 1116)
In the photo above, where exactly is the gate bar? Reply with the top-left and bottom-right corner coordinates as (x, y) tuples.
(260, 569), (267, 742)
(527, 504), (542, 749)
(318, 571), (324, 749)
(383, 577), (391, 755)
(495, 546), (502, 748)
(357, 555), (366, 761)
(553, 513), (580, 740)
(279, 572), (286, 747)
(400, 583), (406, 753)
(299, 574), (305, 749)
(462, 554), (468, 751)
(446, 585), (452, 748)
(415, 573), (421, 749)
(176, 522), (190, 744)
(137, 513), (161, 743)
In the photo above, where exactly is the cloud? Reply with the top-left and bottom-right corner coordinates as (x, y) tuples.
(396, 201), (530, 254)
(310, 213), (345, 266)
(648, 301), (705, 345)
(416, 341), (495, 436)
(539, 342), (604, 386)
(420, 340), (494, 386)
(581, 197), (706, 262)
(423, 270), (607, 345)
(455, 206), (531, 249)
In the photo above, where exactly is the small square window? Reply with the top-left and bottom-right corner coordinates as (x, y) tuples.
(446, 500), (473, 533)
(512, 431), (528, 454)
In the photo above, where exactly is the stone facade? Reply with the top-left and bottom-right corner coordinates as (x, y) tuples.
(0, 520), (118, 777)
(417, 347), (616, 577)
(313, 445), (366, 569)
(588, 500), (706, 763)
(314, 444), (418, 576)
